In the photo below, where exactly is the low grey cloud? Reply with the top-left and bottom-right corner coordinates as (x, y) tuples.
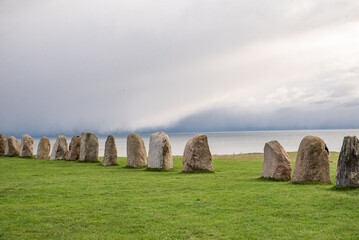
(1, 0), (359, 137)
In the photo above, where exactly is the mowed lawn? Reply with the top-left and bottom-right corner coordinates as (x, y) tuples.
(0, 152), (358, 239)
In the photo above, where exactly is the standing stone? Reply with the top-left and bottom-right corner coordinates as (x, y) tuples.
(127, 133), (147, 168)
(292, 136), (331, 183)
(0, 134), (6, 156)
(5, 136), (20, 156)
(183, 134), (213, 172)
(101, 135), (118, 166)
(66, 135), (81, 160)
(79, 132), (99, 162)
(336, 136), (359, 188)
(20, 134), (34, 158)
(50, 136), (68, 160)
(148, 132), (173, 169)
(262, 140), (292, 180)
(36, 137), (51, 159)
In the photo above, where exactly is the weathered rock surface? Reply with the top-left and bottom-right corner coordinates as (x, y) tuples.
(101, 135), (118, 166)
(292, 136), (331, 183)
(262, 140), (292, 180)
(5, 136), (20, 156)
(336, 136), (359, 187)
(0, 134), (6, 157)
(79, 132), (99, 162)
(126, 133), (147, 168)
(148, 132), (173, 169)
(182, 134), (213, 172)
(20, 134), (34, 157)
(50, 136), (68, 160)
(36, 137), (51, 159)
(66, 135), (81, 160)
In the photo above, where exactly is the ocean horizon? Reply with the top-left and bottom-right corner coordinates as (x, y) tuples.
(24, 129), (359, 157)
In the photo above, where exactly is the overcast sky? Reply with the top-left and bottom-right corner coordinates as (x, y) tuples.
(1, 0), (359, 137)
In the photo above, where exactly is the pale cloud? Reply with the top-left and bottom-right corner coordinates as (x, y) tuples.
(1, 0), (359, 136)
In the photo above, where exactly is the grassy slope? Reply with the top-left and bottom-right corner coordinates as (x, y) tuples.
(0, 153), (358, 240)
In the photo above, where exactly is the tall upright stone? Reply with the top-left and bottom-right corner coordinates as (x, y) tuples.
(183, 134), (213, 172)
(50, 136), (68, 160)
(336, 136), (359, 188)
(148, 132), (173, 169)
(79, 132), (99, 162)
(5, 136), (20, 156)
(292, 136), (331, 183)
(0, 134), (6, 157)
(66, 135), (81, 160)
(262, 140), (292, 180)
(36, 137), (51, 159)
(126, 133), (147, 168)
(20, 134), (34, 158)
(101, 135), (118, 166)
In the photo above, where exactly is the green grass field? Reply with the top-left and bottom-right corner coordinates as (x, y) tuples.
(0, 152), (358, 239)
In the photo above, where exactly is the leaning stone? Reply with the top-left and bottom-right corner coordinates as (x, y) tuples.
(262, 140), (292, 180)
(5, 136), (21, 156)
(36, 137), (51, 159)
(183, 134), (213, 172)
(126, 133), (147, 168)
(336, 136), (359, 188)
(20, 134), (34, 157)
(79, 132), (99, 162)
(292, 136), (330, 183)
(148, 132), (173, 169)
(66, 135), (81, 160)
(50, 136), (68, 160)
(101, 135), (118, 166)
(0, 134), (6, 156)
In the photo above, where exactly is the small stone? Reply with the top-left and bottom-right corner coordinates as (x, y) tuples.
(5, 136), (21, 156)
(292, 136), (331, 183)
(101, 135), (118, 166)
(0, 134), (6, 157)
(36, 137), (51, 159)
(79, 132), (99, 162)
(20, 134), (34, 157)
(182, 134), (213, 172)
(50, 136), (68, 160)
(126, 133), (147, 168)
(148, 132), (173, 169)
(66, 135), (81, 160)
(336, 136), (359, 188)
(262, 140), (292, 180)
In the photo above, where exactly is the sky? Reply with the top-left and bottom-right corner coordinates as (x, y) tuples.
(1, 0), (359, 137)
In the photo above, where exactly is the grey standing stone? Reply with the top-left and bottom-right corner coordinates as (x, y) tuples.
(182, 134), (213, 172)
(262, 140), (292, 180)
(66, 135), (81, 160)
(148, 132), (173, 169)
(50, 136), (68, 160)
(79, 132), (99, 162)
(36, 137), (51, 159)
(0, 134), (6, 156)
(126, 133), (147, 168)
(5, 136), (20, 156)
(101, 135), (118, 166)
(20, 134), (34, 157)
(292, 136), (331, 183)
(336, 136), (359, 187)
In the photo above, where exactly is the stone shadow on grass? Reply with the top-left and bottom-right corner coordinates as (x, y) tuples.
(255, 177), (290, 182)
(145, 168), (177, 173)
(179, 170), (215, 174)
(122, 165), (146, 169)
(329, 186), (359, 191)
(290, 181), (333, 185)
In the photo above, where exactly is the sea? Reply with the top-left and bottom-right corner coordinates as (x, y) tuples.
(30, 129), (359, 157)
